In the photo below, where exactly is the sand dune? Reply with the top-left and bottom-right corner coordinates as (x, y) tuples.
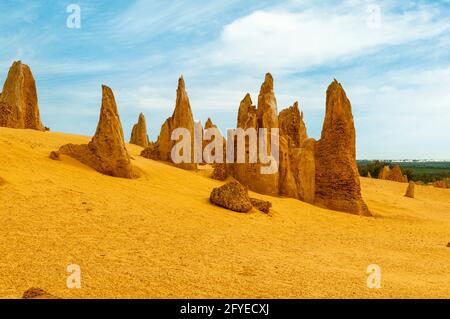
(1, 127), (449, 298)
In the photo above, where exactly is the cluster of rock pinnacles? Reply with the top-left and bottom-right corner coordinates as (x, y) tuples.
(1, 60), (383, 216)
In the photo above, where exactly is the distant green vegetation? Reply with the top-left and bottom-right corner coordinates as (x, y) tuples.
(357, 160), (450, 184)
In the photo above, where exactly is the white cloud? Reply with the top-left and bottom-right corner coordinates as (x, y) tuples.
(206, 5), (449, 73)
(112, 0), (241, 43)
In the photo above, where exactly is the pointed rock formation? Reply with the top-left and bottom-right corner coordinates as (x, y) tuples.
(0, 61), (45, 130)
(232, 93), (258, 187)
(141, 76), (196, 170)
(378, 166), (391, 180)
(130, 113), (149, 147)
(389, 165), (408, 183)
(231, 75), (279, 196)
(57, 85), (136, 178)
(203, 117), (225, 164)
(367, 171), (372, 178)
(314, 80), (370, 216)
(278, 101), (307, 148)
(237, 93), (258, 129)
(258, 73), (278, 130)
(205, 117), (215, 130)
(278, 101), (312, 200)
(378, 165), (408, 183)
(405, 181), (415, 198)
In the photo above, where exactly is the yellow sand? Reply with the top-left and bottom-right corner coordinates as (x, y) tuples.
(0, 127), (449, 299)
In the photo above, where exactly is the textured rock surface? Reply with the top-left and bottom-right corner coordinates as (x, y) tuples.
(0, 61), (45, 130)
(278, 136), (298, 198)
(203, 117), (225, 164)
(278, 101), (307, 148)
(140, 142), (160, 160)
(58, 85), (135, 178)
(210, 181), (252, 212)
(130, 113), (149, 147)
(143, 76), (196, 170)
(378, 165), (408, 183)
(194, 120), (204, 163)
(294, 138), (316, 204)
(314, 80), (371, 216)
(250, 198), (272, 213)
(49, 151), (60, 161)
(211, 163), (228, 181)
(405, 181), (415, 198)
(22, 288), (59, 299)
(278, 101), (313, 201)
(258, 73), (278, 130)
(434, 180), (448, 189)
(389, 165), (408, 183)
(378, 166), (391, 180)
(232, 75), (279, 196)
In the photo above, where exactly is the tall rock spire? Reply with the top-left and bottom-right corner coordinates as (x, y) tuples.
(57, 85), (136, 178)
(130, 113), (149, 147)
(231, 74), (279, 196)
(142, 75), (196, 170)
(314, 80), (370, 216)
(0, 61), (45, 130)
(257, 73), (278, 130)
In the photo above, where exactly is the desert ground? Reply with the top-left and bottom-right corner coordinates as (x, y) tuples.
(0, 127), (449, 298)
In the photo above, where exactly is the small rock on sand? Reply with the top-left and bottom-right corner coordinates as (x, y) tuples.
(22, 287), (59, 299)
(250, 198), (272, 214)
(210, 181), (252, 213)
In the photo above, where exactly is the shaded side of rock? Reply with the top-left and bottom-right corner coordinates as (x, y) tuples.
(210, 181), (252, 212)
(211, 163), (229, 181)
(378, 166), (391, 180)
(250, 198), (272, 213)
(22, 288), (59, 299)
(140, 141), (160, 160)
(389, 165), (408, 183)
(231, 75), (279, 196)
(278, 135), (298, 198)
(293, 138), (316, 204)
(49, 151), (60, 161)
(278, 101), (307, 148)
(314, 80), (371, 216)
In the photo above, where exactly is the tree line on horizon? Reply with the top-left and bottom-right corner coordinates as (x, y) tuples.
(357, 160), (450, 183)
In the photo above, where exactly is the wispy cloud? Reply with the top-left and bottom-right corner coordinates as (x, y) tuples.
(203, 3), (449, 73)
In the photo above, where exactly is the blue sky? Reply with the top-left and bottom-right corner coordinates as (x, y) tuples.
(1, 0), (449, 159)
